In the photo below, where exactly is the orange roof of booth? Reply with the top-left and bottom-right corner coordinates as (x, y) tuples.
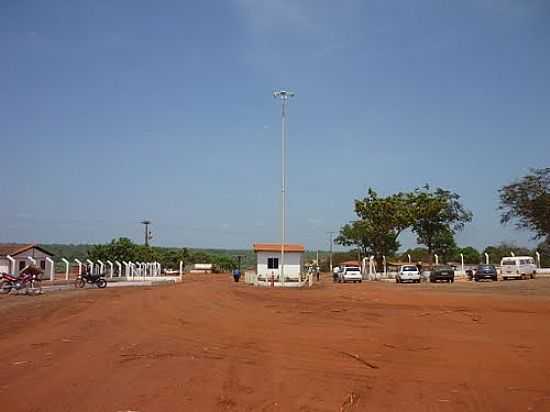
(253, 243), (305, 253)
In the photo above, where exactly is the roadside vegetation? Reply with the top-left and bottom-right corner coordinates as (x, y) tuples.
(336, 168), (550, 268)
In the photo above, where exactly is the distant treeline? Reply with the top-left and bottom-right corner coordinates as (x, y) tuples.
(42, 240), (326, 272)
(41, 239), (550, 273)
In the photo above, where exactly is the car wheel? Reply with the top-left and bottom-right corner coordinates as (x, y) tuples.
(530, 272), (535, 279)
(450, 278), (454, 283)
(395, 278), (399, 283)
(493, 276), (498, 281)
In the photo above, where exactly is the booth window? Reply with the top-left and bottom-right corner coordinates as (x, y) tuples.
(267, 258), (279, 269)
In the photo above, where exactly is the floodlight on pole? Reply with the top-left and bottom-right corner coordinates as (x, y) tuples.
(273, 90), (295, 286)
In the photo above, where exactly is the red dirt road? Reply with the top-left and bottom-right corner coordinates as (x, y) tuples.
(1, 275), (550, 412)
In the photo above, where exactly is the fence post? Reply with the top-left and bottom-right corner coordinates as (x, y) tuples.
(46, 257), (54, 281)
(62, 258), (70, 280)
(97, 260), (104, 275)
(6, 255), (15, 275)
(86, 259), (94, 274)
(74, 259), (83, 275)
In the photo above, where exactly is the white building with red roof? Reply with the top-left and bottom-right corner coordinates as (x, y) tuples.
(253, 243), (305, 286)
(0, 244), (54, 276)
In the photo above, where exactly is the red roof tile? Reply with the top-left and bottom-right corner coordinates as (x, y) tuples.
(253, 243), (305, 253)
(0, 244), (53, 257)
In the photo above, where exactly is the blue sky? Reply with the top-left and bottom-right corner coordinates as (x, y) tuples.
(1, 0), (549, 251)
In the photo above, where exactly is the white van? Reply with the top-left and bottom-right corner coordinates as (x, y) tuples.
(500, 256), (537, 280)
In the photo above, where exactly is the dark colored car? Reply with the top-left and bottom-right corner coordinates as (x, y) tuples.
(474, 264), (498, 282)
(430, 265), (455, 283)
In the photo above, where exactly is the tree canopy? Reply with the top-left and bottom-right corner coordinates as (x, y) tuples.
(409, 186), (472, 257)
(337, 186), (472, 265)
(457, 246), (481, 264)
(336, 189), (414, 265)
(87, 238), (237, 272)
(482, 242), (532, 265)
(499, 168), (550, 241)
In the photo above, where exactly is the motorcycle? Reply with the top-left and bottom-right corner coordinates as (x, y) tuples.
(74, 272), (107, 289)
(0, 271), (42, 295)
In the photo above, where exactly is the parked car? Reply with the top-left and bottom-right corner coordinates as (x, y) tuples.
(338, 266), (362, 283)
(501, 256), (537, 280)
(474, 264), (498, 282)
(396, 265), (421, 283)
(429, 265), (455, 283)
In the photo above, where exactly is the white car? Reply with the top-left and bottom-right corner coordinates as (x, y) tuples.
(396, 265), (421, 283)
(338, 266), (362, 283)
(501, 256), (537, 280)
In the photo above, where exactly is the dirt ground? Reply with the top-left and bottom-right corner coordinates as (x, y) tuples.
(1, 275), (550, 412)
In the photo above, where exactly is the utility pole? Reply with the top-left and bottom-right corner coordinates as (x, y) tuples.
(233, 255), (245, 272)
(141, 220), (152, 247)
(327, 231), (335, 272)
(273, 90), (295, 286)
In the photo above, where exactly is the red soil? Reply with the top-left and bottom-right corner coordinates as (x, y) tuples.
(1, 274), (550, 411)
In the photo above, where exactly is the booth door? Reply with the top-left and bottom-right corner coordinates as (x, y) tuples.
(267, 257), (280, 280)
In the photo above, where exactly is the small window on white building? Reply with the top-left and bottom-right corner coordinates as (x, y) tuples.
(267, 258), (279, 269)
(40, 260), (46, 270)
(19, 261), (26, 271)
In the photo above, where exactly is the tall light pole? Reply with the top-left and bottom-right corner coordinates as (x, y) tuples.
(273, 90), (295, 286)
(141, 220), (152, 247)
(327, 231), (335, 272)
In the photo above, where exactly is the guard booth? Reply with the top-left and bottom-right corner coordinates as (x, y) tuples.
(253, 243), (304, 287)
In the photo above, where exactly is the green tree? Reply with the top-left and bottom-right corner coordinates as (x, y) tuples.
(499, 168), (550, 241)
(431, 227), (458, 262)
(399, 247), (430, 263)
(160, 248), (189, 270)
(457, 246), (481, 264)
(483, 242), (531, 265)
(336, 189), (414, 266)
(88, 237), (140, 262)
(536, 240), (550, 267)
(410, 186), (472, 260)
(336, 221), (373, 258)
